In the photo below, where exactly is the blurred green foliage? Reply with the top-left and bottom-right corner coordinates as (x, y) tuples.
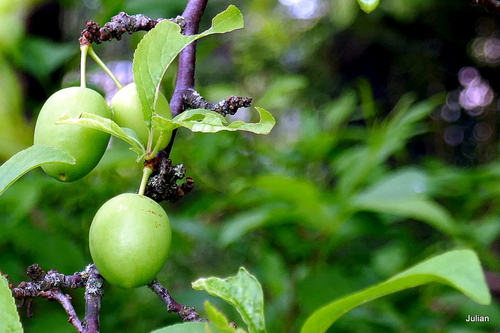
(1, 0), (500, 332)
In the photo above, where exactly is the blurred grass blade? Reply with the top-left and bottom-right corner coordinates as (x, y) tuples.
(301, 249), (491, 333)
(0, 275), (23, 333)
(357, 78), (376, 121)
(356, 168), (429, 199)
(219, 209), (272, 247)
(192, 267), (266, 333)
(352, 168), (460, 237)
(354, 196), (459, 237)
(0, 144), (75, 196)
(150, 322), (207, 333)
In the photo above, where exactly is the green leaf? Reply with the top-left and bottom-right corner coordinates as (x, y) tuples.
(175, 109), (229, 124)
(153, 107), (275, 134)
(55, 112), (145, 156)
(150, 322), (207, 333)
(357, 0), (380, 13)
(133, 5), (244, 123)
(204, 301), (243, 333)
(301, 249), (491, 333)
(192, 267), (266, 333)
(0, 144), (75, 196)
(0, 275), (23, 333)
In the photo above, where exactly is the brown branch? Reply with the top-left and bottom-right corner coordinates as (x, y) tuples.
(169, 0), (208, 115)
(162, 0), (209, 158)
(147, 279), (206, 322)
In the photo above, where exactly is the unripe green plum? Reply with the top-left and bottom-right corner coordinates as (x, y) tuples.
(89, 193), (171, 288)
(34, 87), (111, 182)
(110, 83), (172, 150)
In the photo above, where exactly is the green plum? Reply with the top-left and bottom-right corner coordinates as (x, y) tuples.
(34, 87), (111, 182)
(110, 83), (172, 150)
(89, 193), (172, 288)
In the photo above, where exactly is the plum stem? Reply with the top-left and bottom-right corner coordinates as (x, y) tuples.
(80, 45), (89, 88)
(138, 166), (153, 196)
(149, 131), (166, 159)
(87, 47), (123, 89)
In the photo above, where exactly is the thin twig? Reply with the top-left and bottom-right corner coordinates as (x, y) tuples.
(147, 279), (206, 322)
(184, 88), (252, 116)
(41, 289), (84, 333)
(79, 12), (186, 46)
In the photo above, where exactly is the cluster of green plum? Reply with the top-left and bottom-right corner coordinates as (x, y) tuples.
(33, 84), (173, 288)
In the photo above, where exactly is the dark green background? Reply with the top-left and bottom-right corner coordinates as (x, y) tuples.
(1, 0), (500, 332)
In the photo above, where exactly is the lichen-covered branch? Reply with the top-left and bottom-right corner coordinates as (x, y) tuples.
(10, 263), (205, 332)
(11, 264), (86, 299)
(79, 12), (186, 46)
(184, 88), (253, 116)
(82, 265), (103, 333)
(147, 279), (206, 322)
(10, 264), (100, 333)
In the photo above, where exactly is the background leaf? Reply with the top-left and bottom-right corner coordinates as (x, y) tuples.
(192, 267), (266, 333)
(301, 249), (491, 333)
(353, 196), (459, 237)
(352, 168), (460, 237)
(0, 144), (75, 196)
(0, 275), (23, 333)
